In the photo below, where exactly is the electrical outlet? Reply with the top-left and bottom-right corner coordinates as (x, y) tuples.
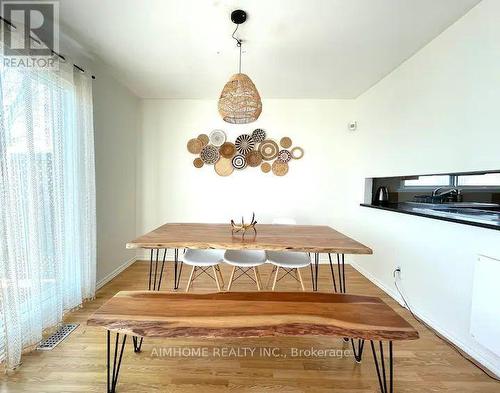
(394, 266), (402, 280)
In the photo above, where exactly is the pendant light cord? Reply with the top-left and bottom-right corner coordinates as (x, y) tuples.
(232, 24), (242, 73)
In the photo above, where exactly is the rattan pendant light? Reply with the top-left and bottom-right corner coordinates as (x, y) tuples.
(218, 10), (262, 124)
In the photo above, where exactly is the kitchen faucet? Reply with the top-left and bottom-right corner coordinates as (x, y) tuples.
(432, 187), (462, 202)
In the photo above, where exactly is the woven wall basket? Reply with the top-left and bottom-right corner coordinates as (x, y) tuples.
(218, 73), (262, 124)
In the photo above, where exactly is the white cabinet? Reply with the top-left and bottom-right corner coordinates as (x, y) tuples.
(470, 255), (500, 357)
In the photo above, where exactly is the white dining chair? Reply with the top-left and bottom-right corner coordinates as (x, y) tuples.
(224, 249), (267, 291)
(183, 249), (225, 292)
(266, 218), (310, 291)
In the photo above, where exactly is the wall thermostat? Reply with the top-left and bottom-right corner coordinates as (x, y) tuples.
(348, 121), (357, 131)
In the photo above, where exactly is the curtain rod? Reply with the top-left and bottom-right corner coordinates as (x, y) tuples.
(0, 16), (96, 79)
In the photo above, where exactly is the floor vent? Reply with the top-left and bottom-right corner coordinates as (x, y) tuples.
(37, 323), (79, 351)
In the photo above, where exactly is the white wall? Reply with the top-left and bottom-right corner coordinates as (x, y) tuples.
(93, 67), (139, 284)
(350, 0), (500, 376)
(58, 33), (140, 285)
(137, 99), (357, 236)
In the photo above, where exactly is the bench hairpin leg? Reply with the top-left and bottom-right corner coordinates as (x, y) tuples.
(132, 336), (143, 353)
(107, 331), (127, 393)
(370, 340), (393, 393)
(350, 338), (365, 363)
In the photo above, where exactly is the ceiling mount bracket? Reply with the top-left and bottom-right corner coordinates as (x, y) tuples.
(231, 9), (247, 25)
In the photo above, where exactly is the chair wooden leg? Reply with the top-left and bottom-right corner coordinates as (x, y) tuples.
(265, 265), (275, 289)
(227, 266), (236, 291)
(185, 266), (196, 293)
(212, 266), (221, 291)
(272, 266), (280, 291)
(297, 268), (305, 291)
(216, 265), (225, 288)
(253, 267), (262, 291)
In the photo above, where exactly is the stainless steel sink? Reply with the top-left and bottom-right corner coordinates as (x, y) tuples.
(406, 203), (500, 225)
(433, 202), (499, 209)
(406, 202), (500, 210)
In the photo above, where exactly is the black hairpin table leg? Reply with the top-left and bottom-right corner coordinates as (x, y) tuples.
(148, 249), (167, 291)
(337, 253), (346, 293)
(328, 253), (352, 344)
(327, 253), (347, 294)
(139, 248), (168, 353)
(107, 331), (127, 393)
(309, 259), (314, 290)
(148, 249), (153, 290)
(310, 253), (319, 291)
(370, 340), (394, 393)
(173, 248), (183, 290)
(328, 253), (338, 293)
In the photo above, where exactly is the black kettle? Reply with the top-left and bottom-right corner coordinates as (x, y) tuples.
(374, 186), (389, 205)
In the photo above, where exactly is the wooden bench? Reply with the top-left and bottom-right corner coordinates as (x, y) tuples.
(88, 291), (419, 393)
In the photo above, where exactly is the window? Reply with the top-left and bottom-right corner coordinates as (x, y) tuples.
(403, 175), (451, 187)
(457, 173), (500, 187)
(0, 59), (96, 369)
(401, 172), (500, 189)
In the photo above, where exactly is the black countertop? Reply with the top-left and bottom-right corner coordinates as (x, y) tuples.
(360, 202), (500, 231)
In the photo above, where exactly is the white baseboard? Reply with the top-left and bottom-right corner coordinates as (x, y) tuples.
(96, 256), (137, 290)
(350, 262), (500, 379)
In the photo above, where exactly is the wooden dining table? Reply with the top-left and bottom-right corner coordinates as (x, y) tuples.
(127, 223), (372, 292)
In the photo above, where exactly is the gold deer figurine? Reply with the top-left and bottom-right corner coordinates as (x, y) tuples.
(231, 212), (257, 237)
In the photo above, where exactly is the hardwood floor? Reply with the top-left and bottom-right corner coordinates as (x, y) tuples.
(1, 261), (498, 392)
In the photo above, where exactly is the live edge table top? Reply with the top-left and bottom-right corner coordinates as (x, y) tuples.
(126, 223), (373, 255)
(87, 291), (418, 341)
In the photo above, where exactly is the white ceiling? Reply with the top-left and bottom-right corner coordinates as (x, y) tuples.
(59, 0), (481, 99)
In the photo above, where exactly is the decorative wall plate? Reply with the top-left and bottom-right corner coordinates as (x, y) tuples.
(291, 146), (304, 160)
(277, 149), (292, 163)
(200, 145), (220, 164)
(232, 154), (247, 170)
(198, 134), (209, 146)
(219, 142), (236, 159)
(246, 150), (263, 167)
(209, 129), (227, 146)
(272, 160), (289, 176)
(215, 157), (234, 176)
(193, 158), (204, 168)
(235, 134), (255, 155)
(187, 131), (301, 176)
(251, 128), (266, 143)
(258, 139), (279, 160)
(280, 137), (292, 148)
(187, 138), (203, 154)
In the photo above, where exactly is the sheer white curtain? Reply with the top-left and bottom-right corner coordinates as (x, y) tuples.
(0, 50), (96, 369)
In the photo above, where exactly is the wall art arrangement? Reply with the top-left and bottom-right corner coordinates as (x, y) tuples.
(187, 129), (304, 177)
